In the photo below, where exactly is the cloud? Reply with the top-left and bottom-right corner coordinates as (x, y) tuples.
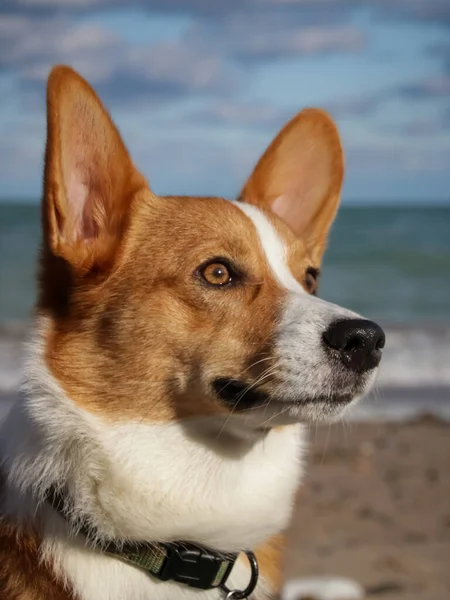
(0, 0), (333, 17)
(352, 0), (450, 27)
(126, 135), (264, 198)
(0, 0), (246, 16)
(194, 21), (366, 64)
(399, 75), (450, 100)
(0, 3), (368, 109)
(0, 16), (120, 72)
(346, 141), (450, 173)
(397, 110), (450, 136)
(3, 0), (450, 27)
(324, 91), (389, 118)
(0, 14), (241, 106)
(184, 101), (295, 129)
(1, 0), (449, 201)
(429, 42), (450, 72)
(396, 0), (450, 26)
(89, 50), (241, 106)
(399, 120), (450, 137)
(395, 42), (450, 102)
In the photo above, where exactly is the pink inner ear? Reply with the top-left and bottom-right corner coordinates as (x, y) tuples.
(271, 195), (291, 220)
(269, 145), (333, 237)
(67, 169), (96, 241)
(271, 194), (300, 236)
(271, 190), (318, 238)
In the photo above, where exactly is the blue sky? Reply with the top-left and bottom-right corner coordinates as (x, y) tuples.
(0, 0), (449, 204)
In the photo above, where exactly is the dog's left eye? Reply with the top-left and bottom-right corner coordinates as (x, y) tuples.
(304, 267), (319, 295)
(198, 259), (235, 287)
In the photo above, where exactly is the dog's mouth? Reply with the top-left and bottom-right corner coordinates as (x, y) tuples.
(213, 377), (356, 413)
(213, 378), (269, 410)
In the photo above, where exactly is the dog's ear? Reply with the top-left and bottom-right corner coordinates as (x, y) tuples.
(239, 108), (344, 263)
(43, 65), (147, 274)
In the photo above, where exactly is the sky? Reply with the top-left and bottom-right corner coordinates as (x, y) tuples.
(0, 0), (449, 204)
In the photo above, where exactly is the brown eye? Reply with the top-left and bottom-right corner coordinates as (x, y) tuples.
(200, 262), (233, 287)
(304, 267), (319, 295)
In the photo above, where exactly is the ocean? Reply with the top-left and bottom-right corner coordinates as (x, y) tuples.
(1, 202), (449, 420)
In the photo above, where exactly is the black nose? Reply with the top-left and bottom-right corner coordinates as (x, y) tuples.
(322, 318), (385, 372)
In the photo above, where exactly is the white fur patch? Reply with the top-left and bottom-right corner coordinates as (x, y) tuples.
(233, 201), (379, 421)
(233, 201), (305, 294)
(0, 320), (304, 600)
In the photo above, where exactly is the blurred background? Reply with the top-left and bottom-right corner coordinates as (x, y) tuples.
(0, 1), (449, 599)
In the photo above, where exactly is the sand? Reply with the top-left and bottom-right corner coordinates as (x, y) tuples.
(284, 418), (450, 600)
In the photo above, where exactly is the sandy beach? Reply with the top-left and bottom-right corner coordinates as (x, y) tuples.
(285, 418), (450, 599)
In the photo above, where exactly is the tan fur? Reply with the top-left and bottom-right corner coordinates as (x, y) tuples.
(0, 477), (74, 600)
(0, 65), (347, 599)
(254, 535), (286, 592)
(240, 108), (344, 264)
(42, 194), (289, 420)
(42, 65), (147, 275)
(0, 525), (73, 600)
(39, 67), (342, 422)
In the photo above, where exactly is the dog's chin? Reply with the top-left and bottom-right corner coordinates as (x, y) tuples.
(237, 395), (360, 428)
(213, 377), (369, 427)
(262, 395), (360, 424)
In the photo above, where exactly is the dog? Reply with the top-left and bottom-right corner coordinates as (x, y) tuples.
(0, 66), (384, 600)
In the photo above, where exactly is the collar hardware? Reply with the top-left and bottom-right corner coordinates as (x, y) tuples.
(105, 542), (237, 590)
(220, 550), (259, 599)
(158, 544), (235, 589)
(45, 486), (259, 598)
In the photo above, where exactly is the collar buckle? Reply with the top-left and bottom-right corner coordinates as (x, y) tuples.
(44, 485), (258, 596)
(159, 543), (237, 590)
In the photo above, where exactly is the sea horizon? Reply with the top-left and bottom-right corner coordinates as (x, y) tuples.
(1, 198), (450, 208)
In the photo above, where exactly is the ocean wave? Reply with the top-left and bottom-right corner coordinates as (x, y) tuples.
(376, 326), (450, 387)
(0, 323), (26, 394)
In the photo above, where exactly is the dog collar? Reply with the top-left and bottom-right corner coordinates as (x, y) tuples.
(45, 486), (259, 599)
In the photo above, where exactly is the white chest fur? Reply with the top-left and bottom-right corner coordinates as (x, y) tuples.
(91, 419), (305, 547)
(2, 386), (305, 600)
(47, 423), (302, 600)
(42, 419), (305, 600)
(0, 329), (306, 600)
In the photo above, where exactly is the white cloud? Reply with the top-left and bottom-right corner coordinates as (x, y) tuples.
(186, 13), (366, 63)
(0, 14), (240, 100)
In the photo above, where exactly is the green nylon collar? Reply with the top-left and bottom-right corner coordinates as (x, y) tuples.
(44, 486), (257, 596)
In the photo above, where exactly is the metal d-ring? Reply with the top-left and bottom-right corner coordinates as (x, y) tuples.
(221, 550), (259, 599)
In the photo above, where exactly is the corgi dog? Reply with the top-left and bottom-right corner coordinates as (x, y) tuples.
(0, 66), (384, 600)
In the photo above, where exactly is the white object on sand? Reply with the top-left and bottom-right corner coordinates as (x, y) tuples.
(282, 576), (365, 600)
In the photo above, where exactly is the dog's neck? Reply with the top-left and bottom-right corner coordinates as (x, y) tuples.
(0, 325), (304, 599)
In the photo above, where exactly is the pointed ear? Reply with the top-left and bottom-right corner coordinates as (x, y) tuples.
(43, 65), (147, 273)
(239, 108), (344, 263)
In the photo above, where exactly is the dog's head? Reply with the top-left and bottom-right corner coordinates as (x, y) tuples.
(39, 66), (384, 432)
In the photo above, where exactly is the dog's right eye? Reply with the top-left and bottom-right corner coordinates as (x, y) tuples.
(197, 258), (237, 288)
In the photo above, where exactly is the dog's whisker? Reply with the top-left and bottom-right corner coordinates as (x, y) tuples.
(258, 405), (291, 428)
(216, 366), (280, 438)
